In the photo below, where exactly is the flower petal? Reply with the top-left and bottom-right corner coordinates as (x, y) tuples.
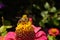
(0, 36), (4, 40)
(32, 25), (41, 33)
(4, 32), (16, 40)
(35, 31), (46, 38)
(35, 36), (47, 40)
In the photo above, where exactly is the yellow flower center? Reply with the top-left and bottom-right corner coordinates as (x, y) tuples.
(15, 15), (35, 40)
(22, 15), (28, 19)
(51, 29), (57, 33)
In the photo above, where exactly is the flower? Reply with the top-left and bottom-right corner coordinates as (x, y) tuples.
(15, 25), (47, 40)
(0, 36), (4, 40)
(15, 22), (35, 40)
(48, 28), (59, 36)
(4, 32), (16, 40)
(29, 18), (47, 40)
(4, 25), (47, 40)
(15, 15), (47, 40)
(32, 25), (47, 40)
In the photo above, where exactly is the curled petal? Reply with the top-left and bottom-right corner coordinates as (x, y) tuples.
(32, 25), (47, 40)
(35, 31), (46, 38)
(32, 25), (41, 33)
(35, 35), (47, 40)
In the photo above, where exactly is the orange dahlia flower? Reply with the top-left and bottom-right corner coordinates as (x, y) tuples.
(48, 28), (59, 36)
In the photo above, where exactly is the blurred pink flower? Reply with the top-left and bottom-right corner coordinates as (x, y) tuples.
(4, 32), (16, 40)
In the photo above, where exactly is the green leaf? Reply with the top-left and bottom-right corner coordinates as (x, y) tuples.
(33, 4), (36, 7)
(40, 11), (49, 27)
(36, 6), (40, 9)
(1, 31), (7, 36)
(49, 7), (57, 12)
(57, 14), (60, 20)
(44, 2), (50, 9)
(33, 4), (40, 9)
(0, 26), (6, 33)
(41, 11), (49, 23)
(41, 11), (48, 17)
(52, 16), (59, 26)
(39, 21), (45, 27)
(3, 20), (12, 28)
(53, 20), (59, 26)
(48, 35), (56, 40)
(57, 17), (60, 20)
(5, 25), (12, 28)
(0, 25), (12, 33)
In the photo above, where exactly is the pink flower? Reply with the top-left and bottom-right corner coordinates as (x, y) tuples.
(29, 18), (47, 40)
(0, 36), (4, 40)
(4, 32), (16, 40)
(32, 25), (47, 40)
(4, 17), (47, 40)
(4, 25), (47, 40)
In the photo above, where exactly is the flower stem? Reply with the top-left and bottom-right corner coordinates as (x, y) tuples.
(1, 16), (4, 25)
